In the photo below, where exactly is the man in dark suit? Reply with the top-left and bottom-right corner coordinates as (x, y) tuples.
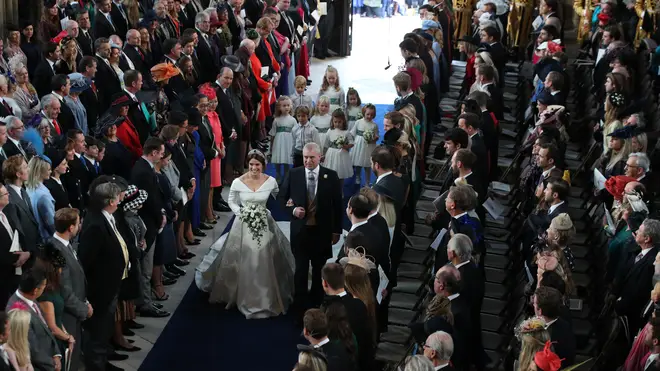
(534, 286), (576, 368)
(423, 331), (455, 370)
(194, 13), (220, 84)
(76, 10), (95, 56)
(214, 67), (244, 184)
(393, 71), (424, 127)
(78, 56), (101, 135)
(124, 30), (154, 89)
(110, 0), (129, 40)
(130, 138), (170, 318)
(64, 130), (90, 211)
(476, 64), (504, 121)
(94, 0), (117, 39)
(226, 0), (244, 52)
(526, 178), (569, 238)
(302, 309), (357, 371)
(123, 71), (151, 144)
(613, 219), (660, 338)
(3, 155), (40, 257)
(0, 123), (7, 184)
(178, 0), (196, 29)
(321, 263), (374, 371)
(361, 187), (391, 247)
(47, 74), (77, 134)
(93, 38), (122, 113)
(5, 269), (61, 371)
(280, 142), (343, 310)
(480, 26), (507, 88)
(1, 118), (28, 161)
(33, 42), (59, 99)
(50, 208), (89, 371)
(457, 113), (489, 181)
(435, 265), (471, 371)
(0, 185), (29, 309)
(78, 182), (129, 371)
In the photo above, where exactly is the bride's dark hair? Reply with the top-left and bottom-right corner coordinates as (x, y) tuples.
(246, 149), (266, 167)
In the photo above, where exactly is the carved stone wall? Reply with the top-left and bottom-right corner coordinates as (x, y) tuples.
(0, 0), (19, 39)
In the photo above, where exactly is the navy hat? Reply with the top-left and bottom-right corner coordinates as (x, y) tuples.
(627, 211), (647, 233)
(460, 34), (480, 47)
(44, 0), (56, 8)
(607, 125), (637, 139)
(537, 90), (557, 106)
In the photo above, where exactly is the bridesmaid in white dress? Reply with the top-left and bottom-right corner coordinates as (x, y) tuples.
(269, 96), (296, 182)
(350, 104), (379, 185)
(323, 110), (354, 190)
(311, 96), (332, 152)
(197, 150), (295, 319)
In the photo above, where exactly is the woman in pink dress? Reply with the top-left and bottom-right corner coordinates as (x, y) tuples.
(199, 84), (225, 224)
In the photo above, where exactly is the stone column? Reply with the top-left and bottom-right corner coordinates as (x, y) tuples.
(0, 0), (19, 39)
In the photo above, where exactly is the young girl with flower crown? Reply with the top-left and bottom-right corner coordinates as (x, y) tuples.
(311, 95), (332, 152)
(345, 87), (363, 132)
(269, 96), (297, 182)
(350, 104), (379, 185)
(318, 65), (345, 113)
(324, 109), (354, 190)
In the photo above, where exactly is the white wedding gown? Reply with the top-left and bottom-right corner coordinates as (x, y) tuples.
(195, 176), (296, 319)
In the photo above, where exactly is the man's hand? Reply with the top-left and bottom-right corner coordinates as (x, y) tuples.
(53, 356), (62, 371)
(381, 288), (388, 299)
(230, 128), (239, 140)
(14, 251), (30, 267)
(293, 207), (306, 219)
(86, 303), (94, 318)
(332, 233), (340, 245)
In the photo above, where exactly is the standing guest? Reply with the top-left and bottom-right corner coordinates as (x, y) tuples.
(10, 63), (40, 124)
(25, 156), (55, 241)
(49, 208), (88, 371)
(76, 10), (94, 57)
(37, 95), (63, 138)
(32, 42), (60, 100)
(198, 85), (225, 221)
(19, 21), (41, 79)
(5, 268), (61, 371)
(78, 56), (100, 135)
(154, 148), (181, 295)
(63, 73), (91, 135)
(0, 310), (25, 371)
(4, 25), (27, 66)
(5, 308), (35, 371)
(2, 117), (28, 160)
(94, 0), (118, 40)
(150, 63), (180, 129)
(3, 155), (40, 257)
(0, 184), (26, 309)
(123, 30), (153, 89)
(48, 74), (76, 136)
(0, 77), (21, 121)
(64, 129), (89, 211)
(94, 38), (123, 113)
(213, 67), (243, 184)
(182, 111), (205, 241)
(111, 93), (142, 163)
(40, 0), (63, 45)
(53, 37), (79, 75)
(96, 114), (133, 180)
(302, 309), (356, 371)
(533, 286), (576, 367)
(269, 96), (296, 183)
(82, 136), (102, 180)
(78, 182), (129, 371)
(42, 151), (70, 211)
(193, 94), (218, 230)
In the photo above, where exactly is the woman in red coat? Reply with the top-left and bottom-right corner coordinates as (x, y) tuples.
(111, 94), (143, 162)
(247, 25), (280, 139)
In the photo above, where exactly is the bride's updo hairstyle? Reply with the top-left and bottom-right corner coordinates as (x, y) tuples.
(246, 149), (267, 167)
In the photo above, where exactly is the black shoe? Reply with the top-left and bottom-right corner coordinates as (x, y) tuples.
(167, 264), (186, 276)
(126, 320), (144, 329)
(307, 79), (312, 86)
(192, 229), (206, 237)
(214, 204), (232, 212)
(162, 277), (177, 286)
(122, 328), (135, 336)
(179, 252), (196, 259)
(163, 270), (179, 279)
(107, 352), (129, 361)
(106, 362), (124, 371)
(139, 307), (171, 318)
(199, 223), (213, 230)
(174, 258), (189, 267)
(152, 303), (163, 310)
(113, 342), (142, 352)
(185, 238), (201, 245)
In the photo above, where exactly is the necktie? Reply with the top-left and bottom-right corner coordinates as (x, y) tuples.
(91, 81), (97, 94)
(110, 218), (130, 279)
(79, 155), (88, 170)
(2, 100), (13, 114)
(16, 142), (26, 158)
(307, 171), (316, 200)
(0, 147), (5, 159)
(106, 13), (115, 29)
(137, 46), (145, 60)
(52, 119), (61, 135)
(67, 243), (78, 260)
(31, 302), (47, 324)
(635, 252), (644, 264)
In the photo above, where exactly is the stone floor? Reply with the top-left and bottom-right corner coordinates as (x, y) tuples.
(112, 14), (420, 371)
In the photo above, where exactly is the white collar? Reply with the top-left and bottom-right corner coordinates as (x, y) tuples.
(47, 59), (56, 69)
(544, 317), (558, 328)
(141, 156), (155, 169)
(124, 89), (137, 101)
(337, 291), (347, 297)
(435, 364), (450, 370)
(453, 211), (468, 220)
(638, 174), (646, 181)
(51, 176), (62, 185)
(376, 171), (393, 184)
(550, 90), (560, 95)
(84, 155), (96, 165)
(481, 81), (493, 88)
(542, 165), (556, 177)
(8, 184), (22, 197)
(74, 152), (82, 159)
(41, 110), (53, 123)
(51, 91), (63, 101)
(367, 210), (378, 219)
(350, 219), (369, 231)
(313, 338), (331, 348)
(454, 260), (470, 269)
(15, 290), (36, 309)
(640, 247), (653, 258)
(307, 166), (319, 176)
(548, 200), (565, 214)
(53, 233), (70, 247)
(469, 131), (477, 139)
(8, 136), (21, 147)
(447, 293), (460, 301)
(102, 210), (115, 226)
(400, 91), (413, 100)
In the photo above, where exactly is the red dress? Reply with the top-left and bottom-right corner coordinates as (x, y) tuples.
(295, 7), (310, 78)
(115, 117), (142, 162)
(207, 111), (224, 188)
(465, 54), (476, 89)
(250, 45), (279, 121)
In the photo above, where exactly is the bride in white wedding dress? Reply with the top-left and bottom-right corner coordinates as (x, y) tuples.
(196, 150), (295, 319)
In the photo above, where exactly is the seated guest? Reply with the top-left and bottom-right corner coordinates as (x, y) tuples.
(302, 308), (356, 371)
(5, 268), (61, 371)
(598, 126), (633, 179)
(530, 341), (564, 371)
(422, 331), (454, 370)
(25, 155), (56, 241)
(533, 286), (576, 367)
(321, 263), (374, 371)
(403, 355), (435, 371)
(5, 308), (35, 370)
(625, 152), (653, 195)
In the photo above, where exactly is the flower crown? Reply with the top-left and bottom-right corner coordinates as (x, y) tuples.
(514, 316), (547, 339)
(609, 92), (626, 108)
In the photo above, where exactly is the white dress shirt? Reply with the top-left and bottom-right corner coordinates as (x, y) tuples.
(8, 184), (22, 200)
(376, 171), (393, 184)
(548, 200), (565, 215)
(350, 219), (368, 232)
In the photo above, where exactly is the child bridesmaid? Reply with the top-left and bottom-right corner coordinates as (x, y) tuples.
(318, 65), (345, 113)
(324, 109), (354, 191)
(345, 87), (363, 132)
(350, 104), (379, 185)
(269, 96), (296, 182)
(311, 95), (332, 152)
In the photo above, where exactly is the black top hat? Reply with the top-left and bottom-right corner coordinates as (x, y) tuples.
(221, 55), (245, 73)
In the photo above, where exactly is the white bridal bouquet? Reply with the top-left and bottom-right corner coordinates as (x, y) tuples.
(332, 136), (348, 149)
(362, 129), (375, 143)
(238, 203), (268, 246)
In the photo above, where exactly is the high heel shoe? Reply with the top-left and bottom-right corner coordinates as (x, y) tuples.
(152, 289), (169, 301)
(185, 238), (201, 245)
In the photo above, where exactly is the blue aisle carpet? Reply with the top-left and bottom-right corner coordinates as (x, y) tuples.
(138, 104), (392, 371)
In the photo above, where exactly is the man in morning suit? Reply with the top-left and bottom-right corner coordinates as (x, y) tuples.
(50, 208), (91, 371)
(321, 263), (374, 371)
(361, 187), (392, 249)
(124, 30), (154, 89)
(214, 66), (244, 183)
(33, 43), (59, 99)
(94, 0), (117, 40)
(423, 331), (455, 371)
(76, 10), (95, 57)
(524, 178), (569, 255)
(534, 286), (576, 368)
(0, 124), (7, 185)
(3, 155), (40, 258)
(195, 12), (220, 84)
(0, 185), (29, 309)
(303, 309), (357, 371)
(49, 75), (77, 135)
(5, 269), (61, 371)
(2, 118), (28, 161)
(78, 182), (129, 371)
(280, 143), (342, 311)
(476, 64), (504, 121)
(131, 138), (170, 318)
(435, 265), (471, 371)
(457, 113), (489, 182)
(94, 38), (123, 113)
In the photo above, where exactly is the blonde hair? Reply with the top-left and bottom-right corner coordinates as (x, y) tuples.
(7, 309), (31, 368)
(607, 137), (632, 171)
(633, 132), (648, 152)
(294, 75), (307, 88)
(320, 65), (341, 92)
(314, 95), (330, 116)
(516, 317), (550, 371)
(298, 351), (328, 371)
(378, 195), (397, 228)
(26, 156), (51, 190)
(475, 51), (499, 84)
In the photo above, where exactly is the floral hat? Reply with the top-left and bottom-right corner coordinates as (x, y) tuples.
(122, 185), (148, 212)
(514, 316), (547, 340)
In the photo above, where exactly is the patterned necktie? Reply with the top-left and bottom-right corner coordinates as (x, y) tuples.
(635, 252), (644, 264)
(307, 170), (316, 200)
(31, 302), (47, 324)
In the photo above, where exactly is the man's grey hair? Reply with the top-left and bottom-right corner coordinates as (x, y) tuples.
(630, 113), (646, 129)
(447, 234), (473, 262)
(3, 116), (22, 130)
(41, 94), (59, 111)
(195, 11), (210, 24)
(240, 39), (254, 48)
(65, 20), (78, 32)
(403, 355), (434, 371)
(0, 75), (7, 89)
(303, 142), (321, 155)
(642, 219), (660, 245)
(109, 34), (123, 47)
(629, 152), (650, 173)
(94, 182), (122, 207)
(425, 331), (454, 361)
(126, 29), (140, 39)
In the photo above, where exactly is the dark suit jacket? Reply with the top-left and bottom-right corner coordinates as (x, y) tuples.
(78, 85), (100, 135)
(458, 260), (485, 316)
(93, 10), (117, 39)
(43, 178), (70, 210)
(178, 6), (196, 29)
(77, 29), (94, 56)
(66, 155), (91, 211)
(110, 3), (130, 38)
(319, 340), (357, 371)
(374, 173), (406, 214)
(48, 237), (88, 331)
(33, 60), (56, 99)
(527, 201), (569, 236)
(5, 185), (40, 255)
(279, 166), (343, 259)
(0, 149), (6, 183)
(131, 158), (165, 248)
(195, 30), (219, 84)
(347, 222), (391, 280)
(0, 206), (22, 308)
(450, 294), (472, 371)
(548, 317), (576, 368)
(94, 57), (122, 113)
(484, 83), (504, 121)
(367, 212), (391, 246)
(52, 95), (76, 134)
(469, 133), (489, 182)
(197, 116), (219, 163)
(215, 84), (243, 139)
(2, 140), (26, 160)
(226, 8), (243, 52)
(123, 44), (152, 85)
(484, 41), (507, 86)
(322, 294), (374, 371)
(5, 293), (60, 371)
(166, 141), (193, 189)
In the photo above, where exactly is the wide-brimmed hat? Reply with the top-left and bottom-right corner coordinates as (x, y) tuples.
(94, 113), (126, 138)
(151, 63), (181, 82)
(110, 92), (138, 108)
(44, 0), (56, 8)
(383, 127), (403, 146)
(122, 185), (149, 212)
(460, 34), (481, 47)
(607, 125), (636, 139)
(68, 73), (92, 93)
(221, 55), (245, 73)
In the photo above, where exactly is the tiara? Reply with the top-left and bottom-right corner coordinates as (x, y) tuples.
(248, 149), (265, 159)
(339, 247), (376, 271)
